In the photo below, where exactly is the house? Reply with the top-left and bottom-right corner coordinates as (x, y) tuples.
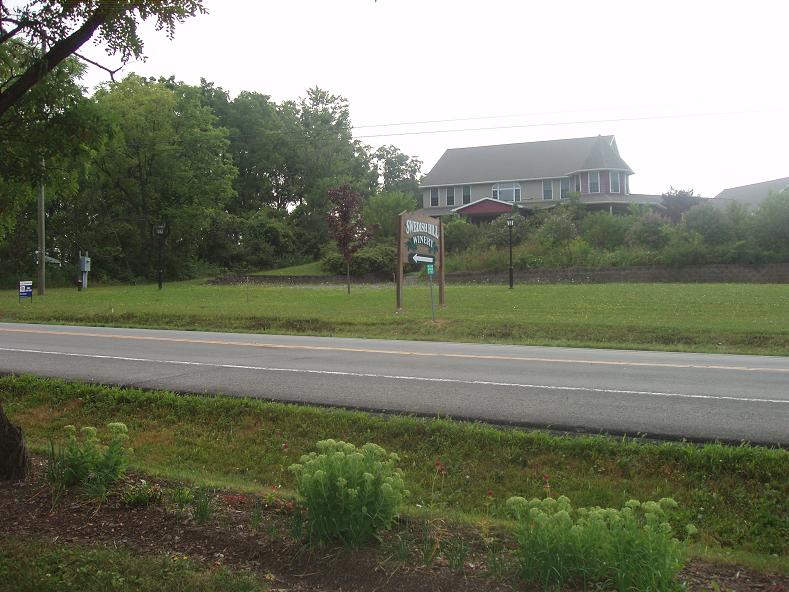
(713, 176), (789, 209)
(417, 135), (663, 222)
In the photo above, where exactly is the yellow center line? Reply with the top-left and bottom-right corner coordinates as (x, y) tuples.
(1, 326), (787, 373)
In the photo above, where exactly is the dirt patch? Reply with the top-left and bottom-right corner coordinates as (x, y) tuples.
(1, 458), (786, 592)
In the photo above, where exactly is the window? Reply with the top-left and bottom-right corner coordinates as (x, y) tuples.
(589, 171), (600, 193)
(610, 171), (620, 193)
(492, 182), (521, 202)
(560, 178), (570, 199)
(462, 185), (471, 204)
(542, 180), (553, 200)
(430, 187), (439, 206)
(446, 186), (455, 206)
(574, 176), (581, 193)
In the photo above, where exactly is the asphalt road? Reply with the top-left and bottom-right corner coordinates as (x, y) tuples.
(1, 322), (788, 445)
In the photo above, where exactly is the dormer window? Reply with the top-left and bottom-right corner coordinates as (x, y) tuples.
(492, 182), (521, 202)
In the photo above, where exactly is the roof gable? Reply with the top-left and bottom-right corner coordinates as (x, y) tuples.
(421, 135), (633, 187)
(715, 176), (789, 206)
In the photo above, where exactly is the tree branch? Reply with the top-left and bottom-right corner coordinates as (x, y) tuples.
(0, 6), (112, 118)
(74, 51), (123, 81)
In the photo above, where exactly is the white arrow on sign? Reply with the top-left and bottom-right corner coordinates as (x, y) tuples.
(411, 253), (435, 264)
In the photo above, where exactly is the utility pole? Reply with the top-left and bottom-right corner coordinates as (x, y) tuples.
(37, 158), (45, 296)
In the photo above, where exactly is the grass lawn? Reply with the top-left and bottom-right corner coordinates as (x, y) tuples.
(1, 281), (788, 355)
(3, 375), (787, 561)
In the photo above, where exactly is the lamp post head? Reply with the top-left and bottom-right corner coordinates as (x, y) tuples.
(506, 217), (514, 227)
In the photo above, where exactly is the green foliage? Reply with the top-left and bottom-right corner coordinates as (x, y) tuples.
(506, 495), (690, 591)
(47, 423), (130, 498)
(289, 439), (409, 546)
(192, 488), (214, 523)
(752, 189), (789, 252)
(625, 212), (670, 249)
(0, 538), (266, 592)
(363, 191), (417, 242)
(580, 212), (631, 250)
(321, 243), (396, 276)
(481, 214), (530, 248)
(443, 217), (480, 253)
(121, 479), (163, 507)
(682, 204), (736, 245)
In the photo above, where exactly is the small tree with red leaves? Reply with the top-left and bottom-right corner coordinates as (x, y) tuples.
(326, 184), (372, 294)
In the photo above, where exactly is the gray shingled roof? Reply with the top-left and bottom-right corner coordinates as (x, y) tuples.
(714, 176), (789, 207)
(420, 135), (633, 187)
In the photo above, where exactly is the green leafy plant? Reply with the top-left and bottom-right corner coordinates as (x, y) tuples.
(121, 479), (163, 507)
(506, 495), (692, 591)
(191, 488), (213, 523)
(169, 486), (194, 512)
(47, 423), (130, 499)
(288, 439), (409, 546)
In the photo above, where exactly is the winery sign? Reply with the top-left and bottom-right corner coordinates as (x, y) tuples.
(396, 211), (445, 311)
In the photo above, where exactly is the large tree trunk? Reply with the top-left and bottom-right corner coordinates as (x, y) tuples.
(0, 402), (29, 481)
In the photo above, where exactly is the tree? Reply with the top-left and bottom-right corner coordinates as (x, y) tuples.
(372, 145), (422, 203)
(661, 187), (702, 223)
(326, 184), (372, 294)
(363, 191), (415, 242)
(81, 75), (236, 280)
(0, 402), (29, 481)
(0, 0), (205, 118)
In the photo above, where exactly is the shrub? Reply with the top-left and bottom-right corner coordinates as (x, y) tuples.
(321, 243), (396, 276)
(288, 439), (409, 546)
(443, 217), (480, 253)
(480, 214), (530, 248)
(580, 212), (631, 250)
(47, 423), (130, 498)
(506, 495), (690, 592)
(682, 204), (735, 245)
(625, 212), (670, 249)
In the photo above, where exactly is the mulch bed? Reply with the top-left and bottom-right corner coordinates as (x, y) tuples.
(1, 458), (786, 592)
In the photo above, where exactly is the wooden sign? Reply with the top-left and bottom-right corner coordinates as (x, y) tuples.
(396, 212), (445, 310)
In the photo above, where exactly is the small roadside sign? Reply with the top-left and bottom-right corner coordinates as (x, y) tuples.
(426, 264), (434, 275)
(19, 280), (33, 304)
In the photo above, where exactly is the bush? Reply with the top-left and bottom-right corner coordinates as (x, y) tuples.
(320, 243), (396, 276)
(288, 439), (409, 546)
(682, 204), (735, 245)
(47, 423), (130, 498)
(580, 212), (631, 250)
(626, 213), (670, 249)
(506, 495), (690, 592)
(443, 217), (480, 253)
(480, 214), (530, 248)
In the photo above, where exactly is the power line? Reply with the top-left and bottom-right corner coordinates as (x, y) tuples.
(353, 107), (785, 140)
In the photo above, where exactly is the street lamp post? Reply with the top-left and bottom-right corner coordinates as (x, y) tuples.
(507, 217), (514, 289)
(154, 224), (165, 290)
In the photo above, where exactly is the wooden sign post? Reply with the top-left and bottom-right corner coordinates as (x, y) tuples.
(396, 211), (445, 311)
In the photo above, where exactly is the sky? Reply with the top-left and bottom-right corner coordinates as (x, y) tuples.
(75, 0), (789, 198)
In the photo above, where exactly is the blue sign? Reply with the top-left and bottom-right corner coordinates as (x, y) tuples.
(19, 280), (32, 303)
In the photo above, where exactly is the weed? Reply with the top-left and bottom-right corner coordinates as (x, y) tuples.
(442, 537), (468, 573)
(249, 499), (263, 530)
(192, 488), (213, 523)
(419, 521), (440, 568)
(170, 487), (194, 512)
(122, 480), (163, 507)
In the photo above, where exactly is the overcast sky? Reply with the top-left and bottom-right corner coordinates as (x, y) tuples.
(78, 0), (789, 198)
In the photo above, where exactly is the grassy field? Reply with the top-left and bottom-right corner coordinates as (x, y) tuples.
(3, 375), (787, 561)
(2, 281), (789, 354)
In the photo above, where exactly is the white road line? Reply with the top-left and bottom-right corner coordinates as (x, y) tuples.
(2, 346), (787, 405)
